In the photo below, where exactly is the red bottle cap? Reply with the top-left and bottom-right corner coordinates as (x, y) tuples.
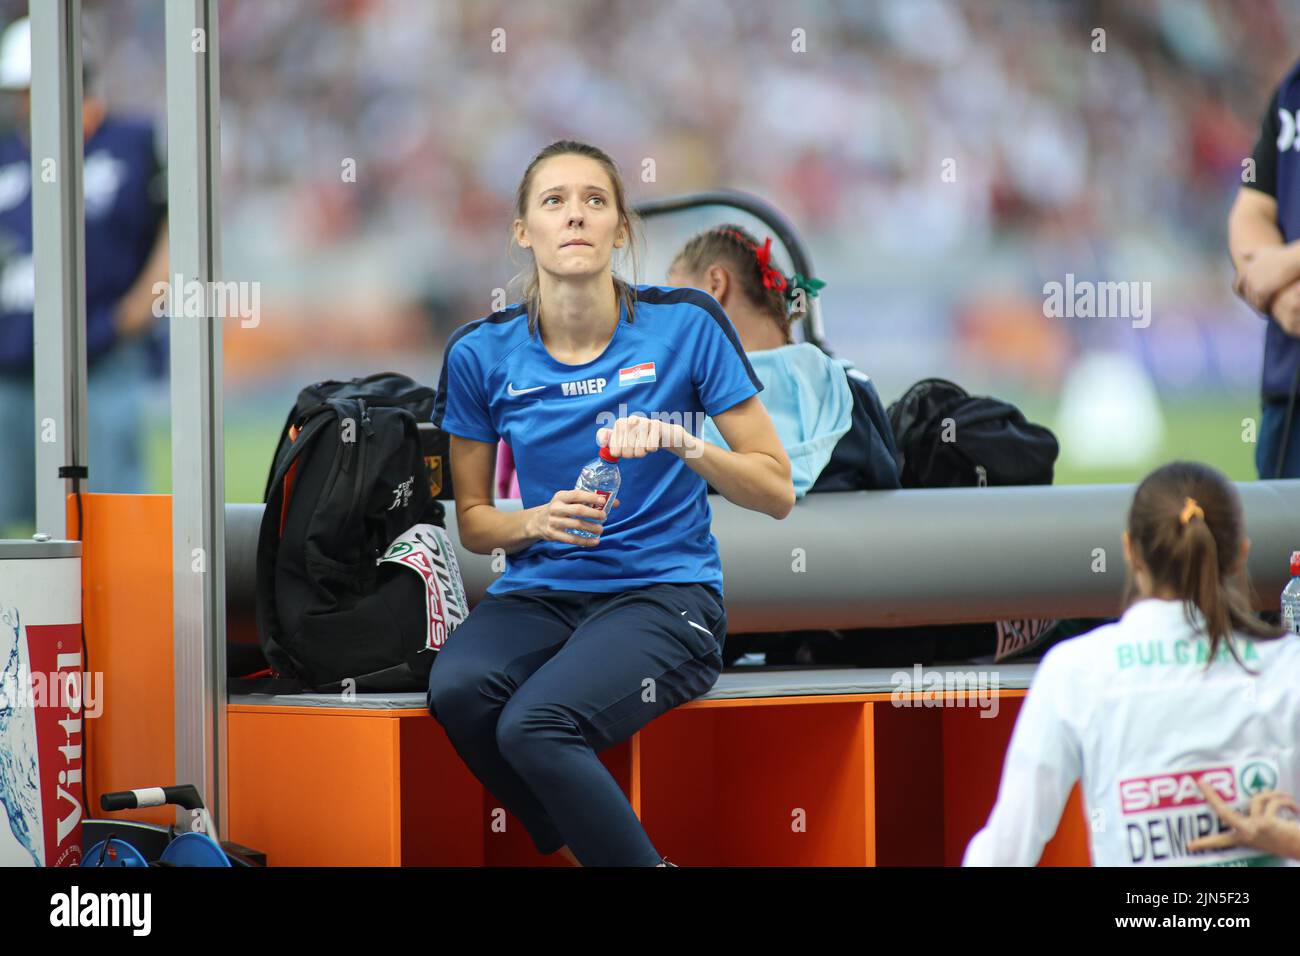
(1291, 551), (1300, 576)
(599, 446), (619, 463)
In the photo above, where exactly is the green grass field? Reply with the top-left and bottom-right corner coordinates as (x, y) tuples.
(1018, 396), (1260, 486)
(136, 396), (1261, 503)
(0, 394), (1263, 541)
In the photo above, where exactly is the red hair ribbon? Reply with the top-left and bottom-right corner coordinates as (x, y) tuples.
(718, 228), (787, 294)
(754, 236), (787, 294)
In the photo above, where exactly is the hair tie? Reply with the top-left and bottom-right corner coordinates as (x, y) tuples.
(1179, 497), (1205, 525)
(754, 236), (788, 294)
(715, 228), (791, 296)
(787, 272), (826, 303)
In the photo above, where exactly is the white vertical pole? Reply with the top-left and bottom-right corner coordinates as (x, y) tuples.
(164, 0), (227, 836)
(28, 0), (86, 539)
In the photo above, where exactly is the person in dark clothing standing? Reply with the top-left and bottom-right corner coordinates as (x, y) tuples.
(0, 16), (168, 535)
(1228, 58), (1300, 479)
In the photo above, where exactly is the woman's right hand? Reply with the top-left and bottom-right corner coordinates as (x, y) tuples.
(527, 490), (619, 547)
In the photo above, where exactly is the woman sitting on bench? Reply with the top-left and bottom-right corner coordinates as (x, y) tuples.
(427, 139), (794, 867)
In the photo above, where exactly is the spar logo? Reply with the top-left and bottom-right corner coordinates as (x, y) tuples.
(1119, 760), (1284, 865)
(379, 525), (468, 651)
(1240, 761), (1278, 796)
(1119, 766), (1234, 814)
(1120, 763), (1281, 815)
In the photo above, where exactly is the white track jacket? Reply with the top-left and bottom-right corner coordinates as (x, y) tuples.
(964, 597), (1300, 867)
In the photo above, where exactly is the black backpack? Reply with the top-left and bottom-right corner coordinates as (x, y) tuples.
(887, 378), (1059, 488)
(254, 372), (453, 693)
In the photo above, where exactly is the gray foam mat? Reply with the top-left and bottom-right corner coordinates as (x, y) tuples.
(228, 663), (1037, 709)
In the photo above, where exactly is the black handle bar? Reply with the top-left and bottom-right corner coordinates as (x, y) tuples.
(100, 784), (205, 813)
(632, 188), (829, 354)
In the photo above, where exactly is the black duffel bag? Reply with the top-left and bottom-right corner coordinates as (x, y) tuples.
(887, 377), (1059, 488)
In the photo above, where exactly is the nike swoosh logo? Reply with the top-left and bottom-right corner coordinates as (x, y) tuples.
(679, 609), (712, 636)
(507, 383), (546, 396)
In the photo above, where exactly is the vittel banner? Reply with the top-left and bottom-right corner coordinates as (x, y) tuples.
(0, 553), (84, 867)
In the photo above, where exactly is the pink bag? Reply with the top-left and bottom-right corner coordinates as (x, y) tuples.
(495, 439), (521, 499)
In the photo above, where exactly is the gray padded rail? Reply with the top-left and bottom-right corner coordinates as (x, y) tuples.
(0, 539), (82, 559)
(228, 663), (1039, 709)
(226, 480), (1300, 634)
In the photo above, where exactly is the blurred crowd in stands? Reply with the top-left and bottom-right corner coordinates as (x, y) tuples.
(2, 0), (1295, 395)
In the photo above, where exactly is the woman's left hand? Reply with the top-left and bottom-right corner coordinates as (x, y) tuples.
(597, 415), (690, 459)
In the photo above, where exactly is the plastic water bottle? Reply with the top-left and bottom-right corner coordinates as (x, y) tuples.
(571, 446), (621, 539)
(1283, 551), (1300, 635)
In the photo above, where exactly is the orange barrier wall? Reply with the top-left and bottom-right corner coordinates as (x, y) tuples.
(69, 493), (176, 828)
(79, 492), (1089, 865)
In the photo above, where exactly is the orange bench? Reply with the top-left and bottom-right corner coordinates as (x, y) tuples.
(76, 492), (1088, 866)
(226, 677), (1087, 866)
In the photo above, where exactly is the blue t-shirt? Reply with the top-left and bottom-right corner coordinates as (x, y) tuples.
(433, 284), (763, 598)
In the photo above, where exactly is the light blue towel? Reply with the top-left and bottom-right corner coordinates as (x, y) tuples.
(700, 342), (854, 498)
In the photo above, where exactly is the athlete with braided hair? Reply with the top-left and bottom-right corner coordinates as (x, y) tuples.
(666, 223), (899, 497)
(665, 224), (900, 666)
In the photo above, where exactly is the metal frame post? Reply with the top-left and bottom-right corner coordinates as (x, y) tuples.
(29, 0), (86, 538)
(165, 0), (226, 836)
